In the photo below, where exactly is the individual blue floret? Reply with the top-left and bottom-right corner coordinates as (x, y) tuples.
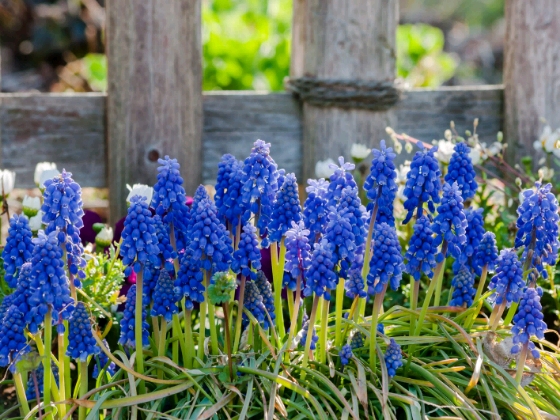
(2, 214), (34, 288)
(511, 287), (547, 359)
(444, 142), (478, 201)
(67, 302), (99, 362)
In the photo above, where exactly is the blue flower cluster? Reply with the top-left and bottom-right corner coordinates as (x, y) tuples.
(42, 170), (86, 285)
(299, 312), (318, 351)
(67, 302), (99, 362)
(10, 263), (40, 331)
(240, 140), (280, 243)
(364, 140), (397, 202)
(93, 340), (116, 379)
(511, 287), (547, 359)
(487, 250), (525, 307)
(473, 232), (499, 274)
(338, 187), (367, 248)
(284, 221), (312, 285)
(27, 231), (75, 333)
(215, 154), (244, 229)
(350, 331), (364, 349)
(0, 293), (15, 323)
(432, 182), (467, 260)
(303, 179), (329, 240)
(515, 182), (560, 279)
(231, 224), (261, 280)
(118, 285), (149, 348)
(404, 215), (438, 281)
(243, 279), (269, 329)
(2, 214), (34, 288)
(367, 223), (404, 295)
(339, 344), (353, 366)
(384, 339), (403, 378)
(26, 363), (59, 401)
(345, 261), (367, 299)
(121, 195), (161, 276)
(325, 157), (357, 207)
(402, 143), (441, 224)
(151, 270), (180, 322)
(0, 305), (28, 370)
(303, 239), (338, 300)
(324, 206), (357, 268)
(268, 173), (303, 243)
(255, 271), (275, 325)
(371, 187), (396, 227)
(444, 142), (478, 201)
(454, 208), (485, 273)
(449, 265), (475, 308)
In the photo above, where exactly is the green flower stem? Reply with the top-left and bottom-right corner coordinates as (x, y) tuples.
(369, 283), (387, 373)
(287, 291), (294, 325)
(319, 298), (330, 364)
(204, 270), (219, 356)
(335, 278), (345, 348)
(301, 294), (320, 382)
(135, 268), (146, 395)
(223, 301), (234, 381)
(409, 278), (420, 336)
(43, 308), (53, 420)
(489, 301), (507, 331)
(285, 274), (302, 362)
(57, 333), (67, 419)
(13, 371), (30, 417)
(465, 264), (489, 330)
(515, 342), (529, 385)
(271, 240), (287, 339)
(158, 318), (167, 379)
(341, 296), (359, 344)
(233, 275), (247, 354)
(414, 240), (448, 337)
(183, 302), (193, 369)
(79, 360), (88, 420)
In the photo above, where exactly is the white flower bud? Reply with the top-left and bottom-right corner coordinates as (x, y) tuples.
(0, 170), (15, 197)
(404, 142), (413, 154)
(39, 168), (60, 189)
(315, 159), (336, 179)
(28, 211), (44, 232)
(22, 195), (41, 218)
(34, 162), (57, 186)
(95, 226), (114, 248)
(126, 184), (154, 204)
(350, 144), (371, 162)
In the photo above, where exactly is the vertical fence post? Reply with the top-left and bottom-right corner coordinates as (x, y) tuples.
(107, 0), (202, 223)
(290, 0), (398, 180)
(504, 1), (560, 165)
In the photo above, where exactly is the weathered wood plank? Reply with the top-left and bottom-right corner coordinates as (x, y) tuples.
(0, 87), (503, 190)
(504, 1), (560, 164)
(106, 0), (202, 221)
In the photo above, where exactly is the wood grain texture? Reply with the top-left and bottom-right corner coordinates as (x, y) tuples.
(291, 0), (399, 180)
(504, 1), (560, 164)
(0, 87), (502, 188)
(106, 0), (202, 221)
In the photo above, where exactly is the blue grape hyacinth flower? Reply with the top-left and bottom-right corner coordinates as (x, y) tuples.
(93, 339), (116, 379)
(324, 205), (357, 269)
(303, 239), (338, 300)
(2, 214), (34, 288)
(231, 224), (261, 280)
(338, 187), (367, 248)
(515, 182), (560, 279)
(432, 182), (468, 261)
(444, 142), (478, 201)
(511, 287), (547, 359)
(151, 270), (180, 322)
(473, 232), (499, 275)
(67, 302), (100, 362)
(367, 223), (404, 295)
(453, 208), (486, 274)
(384, 339), (403, 378)
(364, 140), (398, 203)
(325, 157), (357, 207)
(299, 312), (319, 351)
(268, 173), (303, 243)
(449, 265), (476, 308)
(0, 293), (15, 323)
(284, 221), (312, 286)
(404, 215), (438, 281)
(118, 285), (149, 348)
(350, 331), (364, 349)
(175, 250), (205, 310)
(255, 271), (275, 325)
(339, 344), (353, 366)
(26, 362), (59, 401)
(0, 305), (29, 370)
(488, 250), (525, 307)
(402, 142), (441, 224)
(243, 279), (269, 329)
(215, 154), (245, 229)
(303, 179), (329, 241)
(345, 253), (367, 299)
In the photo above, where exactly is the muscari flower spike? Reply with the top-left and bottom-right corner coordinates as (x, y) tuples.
(284, 221), (312, 287)
(444, 142), (478, 201)
(27, 230), (75, 334)
(325, 157), (357, 206)
(432, 182), (468, 261)
(473, 232), (499, 274)
(151, 270), (180, 322)
(339, 344), (353, 366)
(369, 186), (396, 227)
(0, 305), (29, 370)
(299, 312), (318, 351)
(93, 339), (116, 379)
(402, 142), (441, 224)
(487, 250), (525, 307)
(404, 215), (438, 281)
(26, 362), (59, 401)
(243, 279), (269, 329)
(215, 154), (244, 229)
(67, 302), (99, 362)
(324, 205), (357, 270)
(175, 250), (205, 310)
(511, 287), (547, 359)
(255, 271), (275, 325)
(120, 195), (161, 276)
(303, 179), (329, 241)
(364, 140), (398, 203)
(2, 214), (34, 288)
(268, 173), (303, 243)
(338, 187), (367, 248)
(345, 251), (367, 299)
(0, 293), (15, 323)
(303, 239), (338, 300)
(453, 208), (486, 274)
(367, 222), (404, 295)
(231, 224), (261, 280)
(10, 263), (41, 331)
(515, 182), (560, 279)
(41, 170), (86, 285)
(118, 285), (149, 348)
(449, 265), (476, 308)
(240, 140), (280, 245)
(350, 331), (364, 350)
(384, 339), (403, 378)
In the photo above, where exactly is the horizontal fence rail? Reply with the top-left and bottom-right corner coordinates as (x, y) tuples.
(0, 85), (503, 189)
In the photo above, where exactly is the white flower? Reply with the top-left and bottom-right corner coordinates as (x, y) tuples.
(350, 144), (371, 161)
(34, 162), (57, 186)
(396, 162), (411, 184)
(315, 159), (336, 179)
(534, 125), (560, 157)
(435, 140), (454, 164)
(39, 168), (60, 188)
(538, 167), (554, 181)
(485, 141), (502, 158)
(0, 170), (16, 196)
(126, 184), (154, 204)
(22, 195), (41, 218)
(469, 144), (482, 165)
(28, 211), (44, 232)
(96, 226), (114, 247)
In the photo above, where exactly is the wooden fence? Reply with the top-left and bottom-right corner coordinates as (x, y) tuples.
(0, 0), (558, 223)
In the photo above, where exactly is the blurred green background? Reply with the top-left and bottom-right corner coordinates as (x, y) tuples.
(0, 0), (504, 92)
